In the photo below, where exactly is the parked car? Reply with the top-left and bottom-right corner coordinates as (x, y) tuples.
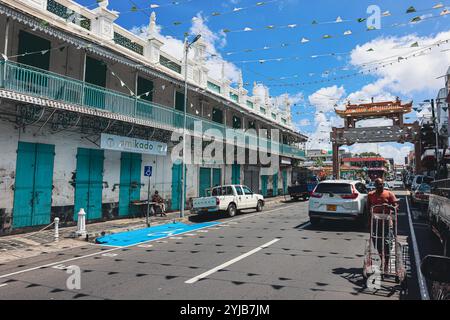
(367, 181), (391, 192)
(391, 179), (404, 189)
(308, 180), (368, 226)
(411, 175), (434, 191)
(288, 177), (318, 201)
(287, 184), (310, 201)
(411, 183), (431, 208)
(192, 185), (264, 217)
(405, 175), (414, 189)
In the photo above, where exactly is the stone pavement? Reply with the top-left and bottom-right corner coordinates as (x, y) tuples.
(0, 195), (288, 264)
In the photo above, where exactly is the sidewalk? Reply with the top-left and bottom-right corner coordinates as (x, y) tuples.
(0, 195), (288, 264)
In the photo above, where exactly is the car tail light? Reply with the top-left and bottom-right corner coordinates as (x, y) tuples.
(216, 197), (220, 205)
(341, 185), (358, 199)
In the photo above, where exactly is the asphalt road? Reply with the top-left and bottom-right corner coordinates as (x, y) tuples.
(0, 196), (423, 300)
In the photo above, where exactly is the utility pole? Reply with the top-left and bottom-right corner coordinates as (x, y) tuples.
(430, 99), (440, 177)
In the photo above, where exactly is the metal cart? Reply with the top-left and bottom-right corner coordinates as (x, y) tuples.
(363, 204), (407, 290)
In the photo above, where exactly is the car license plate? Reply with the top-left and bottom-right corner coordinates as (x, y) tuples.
(327, 205), (337, 212)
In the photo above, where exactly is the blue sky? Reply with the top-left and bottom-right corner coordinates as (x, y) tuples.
(77, 0), (450, 163)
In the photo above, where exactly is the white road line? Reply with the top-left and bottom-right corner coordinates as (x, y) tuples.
(405, 196), (430, 300)
(185, 238), (281, 284)
(0, 284), (8, 288)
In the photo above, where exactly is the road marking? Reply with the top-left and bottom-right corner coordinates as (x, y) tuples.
(185, 238), (281, 284)
(137, 244), (153, 248)
(0, 202), (304, 280)
(169, 237), (183, 240)
(405, 196), (430, 300)
(0, 284), (8, 288)
(101, 253), (118, 257)
(197, 230), (208, 233)
(184, 233), (196, 236)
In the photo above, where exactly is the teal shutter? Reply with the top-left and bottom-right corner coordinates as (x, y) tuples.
(171, 163), (186, 210)
(119, 152), (142, 216)
(232, 164), (240, 184)
(282, 169), (288, 195)
(199, 168), (211, 197)
(261, 175), (268, 197)
(13, 142), (35, 228)
(74, 148), (104, 221)
(13, 142), (55, 228)
(32, 143), (55, 226)
(273, 172), (279, 197)
(212, 168), (221, 187)
(88, 149), (104, 220)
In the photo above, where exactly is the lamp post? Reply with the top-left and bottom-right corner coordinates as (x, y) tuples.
(180, 34), (201, 218)
(424, 99), (440, 176)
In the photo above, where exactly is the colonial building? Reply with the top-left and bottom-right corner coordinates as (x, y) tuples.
(0, 0), (307, 234)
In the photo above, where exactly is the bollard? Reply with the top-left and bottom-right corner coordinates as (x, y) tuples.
(76, 208), (87, 237)
(54, 217), (59, 242)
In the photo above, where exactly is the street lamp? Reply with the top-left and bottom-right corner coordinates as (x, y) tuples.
(180, 34), (201, 218)
(424, 99), (440, 176)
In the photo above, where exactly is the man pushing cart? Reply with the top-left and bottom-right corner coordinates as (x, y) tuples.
(364, 178), (407, 289)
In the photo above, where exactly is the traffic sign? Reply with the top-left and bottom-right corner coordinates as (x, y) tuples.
(144, 166), (152, 177)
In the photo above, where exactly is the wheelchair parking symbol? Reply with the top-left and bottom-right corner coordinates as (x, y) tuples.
(144, 166), (152, 177)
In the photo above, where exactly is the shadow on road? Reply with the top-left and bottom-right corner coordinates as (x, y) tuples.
(302, 220), (369, 233)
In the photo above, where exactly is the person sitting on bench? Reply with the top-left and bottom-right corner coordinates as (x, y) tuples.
(151, 191), (167, 216)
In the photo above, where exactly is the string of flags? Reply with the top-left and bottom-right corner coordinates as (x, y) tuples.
(254, 39), (448, 83)
(124, 0), (279, 25)
(219, 9), (450, 58)
(221, 2), (449, 34)
(260, 39), (450, 88)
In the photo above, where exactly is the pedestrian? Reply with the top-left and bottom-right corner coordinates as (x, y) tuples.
(367, 178), (399, 272)
(152, 190), (167, 216)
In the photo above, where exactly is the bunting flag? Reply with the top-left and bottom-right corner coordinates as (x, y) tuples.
(252, 39), (450, 88)
(218, 10), (448, 57)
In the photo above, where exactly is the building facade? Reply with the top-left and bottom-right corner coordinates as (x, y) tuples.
(0, 0), (307, 234)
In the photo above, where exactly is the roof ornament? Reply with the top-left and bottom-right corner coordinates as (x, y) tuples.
(99, 0), (109, 9)
(221, 62), (226, 82)
(149, 11), (157, 36)
(238, 70), (243, 89)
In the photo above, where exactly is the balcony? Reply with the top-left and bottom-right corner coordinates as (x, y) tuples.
(0, 60), (305, 159)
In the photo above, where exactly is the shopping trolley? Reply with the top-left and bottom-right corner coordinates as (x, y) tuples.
(363, 204), (407, 290)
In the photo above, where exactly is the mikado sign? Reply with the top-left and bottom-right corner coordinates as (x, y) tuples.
(100, 133), (167, 156)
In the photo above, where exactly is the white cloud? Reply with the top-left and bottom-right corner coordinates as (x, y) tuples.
(298, 119), (311, 126)
(130, 13), (241, 83)
(350, 30), (450, 96)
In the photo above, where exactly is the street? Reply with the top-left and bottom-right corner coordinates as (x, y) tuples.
(0, 191), (432, 300)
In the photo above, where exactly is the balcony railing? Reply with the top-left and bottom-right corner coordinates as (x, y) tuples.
(0, 60), (305, 159)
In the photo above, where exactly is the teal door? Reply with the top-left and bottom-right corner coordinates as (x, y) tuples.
(282, 169), (288, 195)
(13, 142), (55, 228)
(213, 168), (222, 187)
(74, 148), (104, 221)
(119, 152), (142, 217)
(171, 163), (186, 210)
(199, 168), (211, 197)
(232, 164), (240, 184)
(273, 172), (279, 197)
(261, 175), (268, 197)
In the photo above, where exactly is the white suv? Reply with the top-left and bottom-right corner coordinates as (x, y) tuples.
(308, 180), (368, 226)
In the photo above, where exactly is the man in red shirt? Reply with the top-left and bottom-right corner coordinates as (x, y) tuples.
(367, 178), (399, 272)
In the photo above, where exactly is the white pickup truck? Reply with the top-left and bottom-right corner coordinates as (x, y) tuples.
(191, 185), (265, 217)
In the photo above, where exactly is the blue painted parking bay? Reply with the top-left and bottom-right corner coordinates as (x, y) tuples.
(95, 222), (220, 247)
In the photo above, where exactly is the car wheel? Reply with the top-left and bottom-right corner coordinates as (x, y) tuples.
(310, 217), (321, 226)
(256, 200), (263, 212)
(227, 203), (237, 217)
(292, 197), (299, 201)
